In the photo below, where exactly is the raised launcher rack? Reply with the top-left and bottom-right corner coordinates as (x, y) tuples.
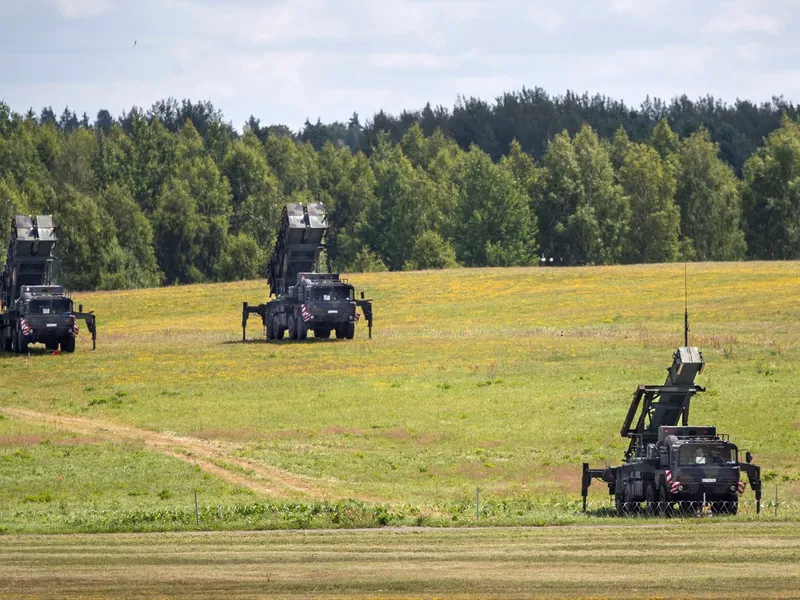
(1, 215), (58, 304)
(266, 202), (328, 297)
(1, 215), (97, 352)
(618, 346), (706, 462)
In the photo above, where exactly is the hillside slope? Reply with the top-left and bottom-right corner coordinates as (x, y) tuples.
(1, 262), (798, 530)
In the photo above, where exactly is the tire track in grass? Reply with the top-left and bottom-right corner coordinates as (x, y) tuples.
(0, 406), (345, 501)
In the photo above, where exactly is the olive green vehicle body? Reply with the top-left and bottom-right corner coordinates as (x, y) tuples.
(581, 347), (762, 515)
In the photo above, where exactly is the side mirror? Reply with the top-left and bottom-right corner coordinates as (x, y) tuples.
(746, 451), (752, 464)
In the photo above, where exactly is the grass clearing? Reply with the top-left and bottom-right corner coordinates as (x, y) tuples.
(1, 523), (799, 599)
(0, 262), (798, 532)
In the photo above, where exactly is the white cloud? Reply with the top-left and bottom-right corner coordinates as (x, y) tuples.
(704, 2), (784, 34)
(50, 0), (113, 18)
(608, 0), (669, 17)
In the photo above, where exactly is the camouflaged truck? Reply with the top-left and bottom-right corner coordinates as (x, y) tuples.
(581, 347), (762, 516)
(0, 215), (96, 353)
(242, 202), (373, 341)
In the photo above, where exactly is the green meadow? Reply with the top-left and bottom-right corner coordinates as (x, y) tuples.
(1, 262), (798, 532)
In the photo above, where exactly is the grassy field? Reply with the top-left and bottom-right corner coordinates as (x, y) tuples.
(1, 523), (799, 599)
(0, 262), (798, 532)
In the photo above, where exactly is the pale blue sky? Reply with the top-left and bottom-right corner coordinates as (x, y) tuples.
(1, 0), (798, 129)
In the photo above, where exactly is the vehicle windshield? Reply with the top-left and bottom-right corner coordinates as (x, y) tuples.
(679, 444), (736, 466)
(28, 298), (72, 315)
(309, 286), (351, 301)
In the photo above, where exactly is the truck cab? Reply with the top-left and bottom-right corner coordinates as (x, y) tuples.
(657, 426), (743, 510)
(13, 286), (78, 352)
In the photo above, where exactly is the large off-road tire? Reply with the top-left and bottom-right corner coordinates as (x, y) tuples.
(296, 315), (307, 340)
(17, 329), (28, 354)
(713, 495), (738, 516)
(10, 329), (17, 354)
(272, 317), (283, 340)
(645, 483), (657, 516)
(615, 492), (625, 517)
(335, 326), (346, 339)
(623, 487), (638, 516)
(344, 321), (355, 340)
(288, 316), (297, 340)
(658, 485), (671, 517)
(60, 336), (75, 353)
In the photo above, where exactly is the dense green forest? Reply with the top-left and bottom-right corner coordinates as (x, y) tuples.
(1, 90), (799, 291)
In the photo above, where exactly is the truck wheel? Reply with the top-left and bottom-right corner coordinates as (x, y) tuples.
(17, 330), (28, 354)
(288, 316), (297, 340)
(10, 329), (17, 354)
(645, 484), (657, 516)
(725, 495), (738, 516)
(60, 336), (75, 353)
(658, 486), (671, 517)
(713, 495), (737, 516)
(296, 317), (307, 340)
(344, 322), (355, 340)
(615, 493), (625, 517)
(623, 487), (638, 516)
(335, 326), (345, 339)
(272, 317), (283, 340)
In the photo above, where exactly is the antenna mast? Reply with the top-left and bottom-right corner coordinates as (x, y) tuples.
(684, 262), (689, 347)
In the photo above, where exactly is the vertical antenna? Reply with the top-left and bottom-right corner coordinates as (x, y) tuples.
(684, 262), (689, 347)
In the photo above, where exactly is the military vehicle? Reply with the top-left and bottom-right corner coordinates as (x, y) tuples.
(242, 202), (373, 341)
(0, 215), (97, 353)
(581, 345), (762, 516)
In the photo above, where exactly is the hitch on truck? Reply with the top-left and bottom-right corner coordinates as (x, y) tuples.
(580, 347), (761, 516)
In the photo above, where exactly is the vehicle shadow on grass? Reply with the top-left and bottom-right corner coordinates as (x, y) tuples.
(0, 348), (62, 360)
(581, 506), (620, 518)
(221, 338), (343, 345)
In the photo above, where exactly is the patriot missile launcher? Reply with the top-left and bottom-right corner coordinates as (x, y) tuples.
(1, 215), (97, 353)
(581, 346), (762, 515)
(242, 202), (373, 341)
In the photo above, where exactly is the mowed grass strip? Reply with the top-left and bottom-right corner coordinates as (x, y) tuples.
(0, 262), (798, 517)
(1, 523), (799, 599)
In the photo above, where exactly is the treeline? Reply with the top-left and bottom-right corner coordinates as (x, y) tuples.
(0, 93), (799, 291)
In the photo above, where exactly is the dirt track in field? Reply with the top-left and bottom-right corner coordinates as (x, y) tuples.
(0, 406), (344, 501)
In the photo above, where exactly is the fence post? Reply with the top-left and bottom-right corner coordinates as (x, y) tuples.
(774, 484), (778, 518)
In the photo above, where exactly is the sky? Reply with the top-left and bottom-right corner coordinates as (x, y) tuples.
(1, 0), (798, 130)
